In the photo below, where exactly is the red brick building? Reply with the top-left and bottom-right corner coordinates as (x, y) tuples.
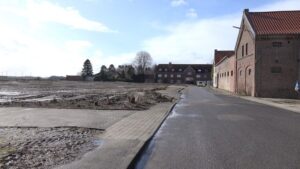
(213, 50), (236, 92)
(214, 9), (300, 98)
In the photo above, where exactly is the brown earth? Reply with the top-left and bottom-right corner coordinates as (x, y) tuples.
(0, 127), (102, 169)
(0, 81), (172, 110)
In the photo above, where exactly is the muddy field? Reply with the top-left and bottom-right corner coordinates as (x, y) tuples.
(0, 81), (171, 110)
(0, 80), (174, 168)
(0, 127), (102, 169)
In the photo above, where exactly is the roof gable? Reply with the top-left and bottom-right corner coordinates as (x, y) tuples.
(246, 10), (300, 35)
(214, 50), (235, 65)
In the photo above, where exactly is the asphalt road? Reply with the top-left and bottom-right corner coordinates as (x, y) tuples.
(138, 86), (300, 169)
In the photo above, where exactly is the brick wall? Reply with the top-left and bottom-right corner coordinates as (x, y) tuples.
(255, 35), (300, 98)
(236, 21), (256, 96)
(214, 55), (236, 92)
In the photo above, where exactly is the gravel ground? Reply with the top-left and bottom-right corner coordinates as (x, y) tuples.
(0, 127), (102, 169)
(0, 81), (171, 110)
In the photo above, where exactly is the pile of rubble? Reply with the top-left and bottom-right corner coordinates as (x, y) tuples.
(0, 127), (102, 169)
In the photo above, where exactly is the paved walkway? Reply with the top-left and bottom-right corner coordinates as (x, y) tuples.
(210, 87), (300, 113)
(0, 107), (134, 130)
(56, 85), (184, 169)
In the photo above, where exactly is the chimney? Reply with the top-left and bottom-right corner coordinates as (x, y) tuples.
(244, 9), (249, 14)
(169, 62), (172, 65)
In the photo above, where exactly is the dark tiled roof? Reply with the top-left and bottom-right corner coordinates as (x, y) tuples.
(246, 10), (300, 35)
(214, 50), (235, 65)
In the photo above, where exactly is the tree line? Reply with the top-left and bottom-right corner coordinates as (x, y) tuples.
(81, 51), (154, 82)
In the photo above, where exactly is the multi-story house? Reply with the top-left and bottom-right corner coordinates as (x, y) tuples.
(155, 63), (212, 84)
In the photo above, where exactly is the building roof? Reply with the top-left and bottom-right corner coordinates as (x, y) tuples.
(246, 10), (300, 35)
(214, 50), (235, 65)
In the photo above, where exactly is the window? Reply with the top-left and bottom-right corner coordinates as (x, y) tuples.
(171, 68), (175, 72)
(170, 74), (174, 78)
(164, 68), (168, 72)
(204, 75), (207, 78)
(242, 45), (244, 57)
(240, 70), (242, 76)
(246, 43), (248, 55)
(231, 71), (233, 76)
(272, 42), (282, 47)
(227, 72), (229, 76)
(196, 75), (201, 78)
(187, 72), (192, 75)
(159, 68), (162, 72)
(248, 69), (251, 75)
(271, 67), (282, 73)
(198, 69), (202, 72)
(179, 68), (182, 72)
(164, 74), (168, 78)
(158, 74), (162, 78)
(177, 74), (181, 78)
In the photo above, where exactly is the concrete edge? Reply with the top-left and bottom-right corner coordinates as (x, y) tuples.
(209, 86), (300, 114)
(126, 88), (184, 169)
(0, 126), (105, 131)
(126, 101), (178, 169)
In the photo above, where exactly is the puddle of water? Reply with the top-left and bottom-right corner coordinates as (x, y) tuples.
(168, 109), (200, 119)
(24, 95), (58, 102)
(93, 139), (103, 146)
(0, 91), (20, 96)
(0, 99), (11, 103)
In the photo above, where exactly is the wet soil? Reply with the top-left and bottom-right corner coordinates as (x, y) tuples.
(0, 127), (102, 169)
(0, 81), (172, 110)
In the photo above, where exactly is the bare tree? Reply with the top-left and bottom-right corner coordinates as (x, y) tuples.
(133, 51), (153, 74)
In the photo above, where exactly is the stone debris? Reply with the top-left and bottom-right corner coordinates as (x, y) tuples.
(0, 81), (171, 110)
(0, 127), (102, 169)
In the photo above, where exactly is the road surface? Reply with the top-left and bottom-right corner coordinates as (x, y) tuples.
(137, 86), (300, 169)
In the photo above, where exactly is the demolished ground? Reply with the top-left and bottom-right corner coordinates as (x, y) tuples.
(0, 81), (181, 169)
(0, 81), (173, 110)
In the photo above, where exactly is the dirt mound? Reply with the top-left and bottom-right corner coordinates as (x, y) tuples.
(0, 81), (172, 110)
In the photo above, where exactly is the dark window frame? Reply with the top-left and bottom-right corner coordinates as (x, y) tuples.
(242, 45), (244, 57)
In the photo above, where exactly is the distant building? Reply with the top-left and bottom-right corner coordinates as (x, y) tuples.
(66, 75), (83, 81)
(213, 50), (235, 92)
(144, 67), (155, 83)
(155, 63), (212, 84)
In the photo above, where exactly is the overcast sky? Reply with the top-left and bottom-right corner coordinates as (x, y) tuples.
(0, 0), (299, 77)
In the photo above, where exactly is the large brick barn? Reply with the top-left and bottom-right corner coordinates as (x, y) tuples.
(214, 9), (300, 98)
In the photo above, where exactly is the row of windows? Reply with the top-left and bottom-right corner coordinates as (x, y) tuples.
(157, 74), (207, 78)
(241, 43), (248, 57)
(158, 68), (210, 73)
(239, 69), (252, 76)
(241, 41), (284, 58)
(219, 71), (234, 78)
